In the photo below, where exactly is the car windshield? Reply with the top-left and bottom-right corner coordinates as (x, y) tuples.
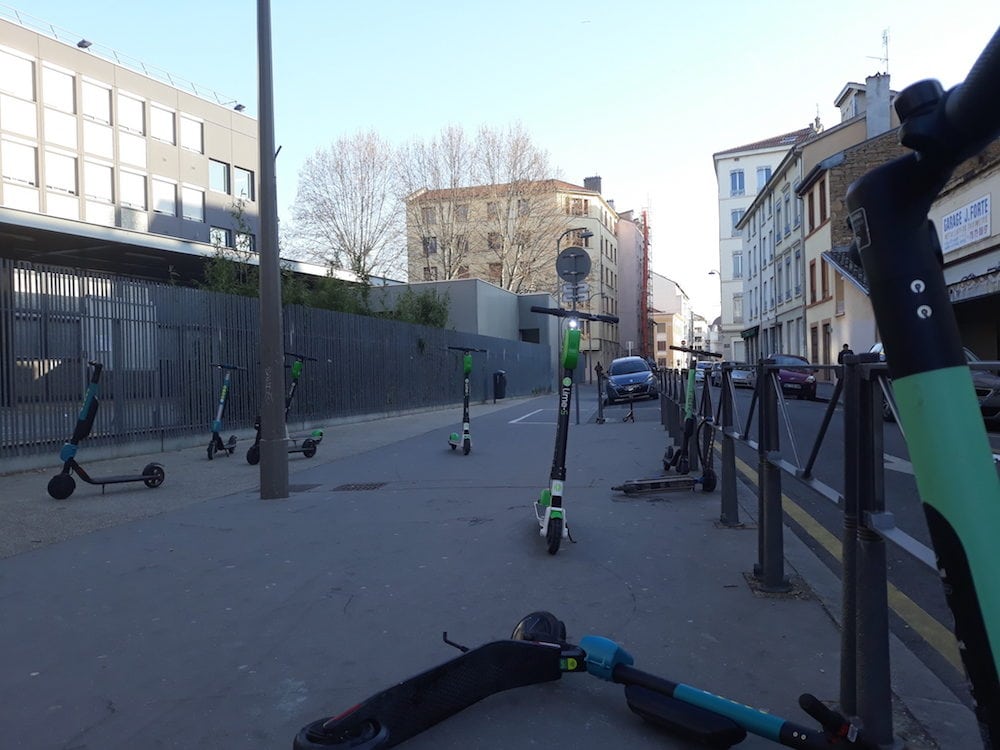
(697, 362), (713, 370)
(733, 363), (752, 371)
(609, 359), (649, 375)
(773, 355), (809, 366)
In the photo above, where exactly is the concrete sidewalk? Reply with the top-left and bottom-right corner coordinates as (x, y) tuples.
(0, 395), (980, 749)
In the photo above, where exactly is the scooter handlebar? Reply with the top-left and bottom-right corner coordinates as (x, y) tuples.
(529, 306), (619, 324)
(210, 363), (246, 370)
(284, 351), (318, 362)
(944, 26), (1000, 158)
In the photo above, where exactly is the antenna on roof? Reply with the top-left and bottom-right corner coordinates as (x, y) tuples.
(866, 28), (890, 75)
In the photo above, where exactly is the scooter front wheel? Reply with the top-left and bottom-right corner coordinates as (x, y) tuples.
(246, 445), (260, 465)
(48, 473), (76, 500)
(463, 438), (471, 455)
(546, 518), (563, 555)
(207, 442), (216, 460)
(302, 438), (318, 458)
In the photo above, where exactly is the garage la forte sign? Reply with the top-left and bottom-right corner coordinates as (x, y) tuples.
(940, 194), (991, 254)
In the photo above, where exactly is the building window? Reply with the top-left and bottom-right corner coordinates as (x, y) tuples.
(117, 93), (144, 134)
(422, 266), (438, 281)
(819, 177), (828, 223)
(181, 185), (205, 222)
(733, 293), (743, 324)
(730, 170), (745, 196)
(794, 248), (802, 295)
(44, 150), (76, 193)
(83, 160), (113, 202)
(179, 115), (203, 153)
(517, 198), (530, 217)
(1, 94), (37, 138)
(775, 205), (782, 243)
(656, 323), (666, 333)
(487, 262), (502, 283)
(152, 177), (176, 215)
(422, 236), (438, 254)
(732, 252), (743, 279)
(120, 170), (146, 210)
(487, 232), (502, 252)
(455, 203), (469, 222)
(2, 138), (37, 185)
(809, 259), (817, 303)
(209, 159), (230, 194)
(81, 80), (111, 124)
(236, 232), (255, 253)
(42, 66), (74, 112)
(756, 166), (772, 191)
(657, 340), (667, 351)
(421, 206), (436, 224)
(118, 131), (146, 168)
(730, 209), (745, 236)
(234, 166), (255, 201)
(785, 257), (792, 300)
(150, 104), (175, 144)
(45, 109), (76, 149)
(821, 260), (829, 299)
(83, 120), (113, 159)
(0, 49), (35, 101)
(566, 197), (589, 216)
(807, 191), (815, 232)
(210, 226), (232, 247)
(486, 201), (500, 219)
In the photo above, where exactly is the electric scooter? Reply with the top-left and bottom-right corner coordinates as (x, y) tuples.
(246, 352), (324, 466)
(47, 361), (166, 500)
(447, 346), (486, 455)
(529, 305), (618, 554)
(206, 362), (243, 460)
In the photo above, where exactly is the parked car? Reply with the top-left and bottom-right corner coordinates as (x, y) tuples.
(694, 361), (713, 383)
(766, 353), (818, 400)
(710, 361), (757, 389)
(869, 343), (1000, 428)
(605, 356), (658, 404)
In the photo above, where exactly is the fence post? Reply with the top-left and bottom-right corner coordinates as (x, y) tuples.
(756, 358), (790, 592)
(840, 355), (860, 717)
(855, 356), (895, 745)
(719, 362), (740, 527)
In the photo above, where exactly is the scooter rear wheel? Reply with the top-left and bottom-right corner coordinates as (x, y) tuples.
(142, 463), (165, 488)
(47, 473), (76, 500)
(546, 518), (563, 555)
(246, 445), (260, 465)
(302, 438), (318, 458)
(463, 438), (471, 455)
(207, 442), (216, 460)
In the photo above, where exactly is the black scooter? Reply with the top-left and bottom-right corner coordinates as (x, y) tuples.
(447, 346), (487, 455)
(47, 361), (166, 499)
(207, 363), (244, 460)
(246, 352), (324, 465)
(529, 306), (618, 554)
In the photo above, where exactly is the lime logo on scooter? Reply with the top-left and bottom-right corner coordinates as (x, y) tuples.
(559, 378), (572, 415)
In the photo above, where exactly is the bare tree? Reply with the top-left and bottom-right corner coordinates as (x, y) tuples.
(398, 125), (474, 280)
(291, 130), (402, 282)
(471, 123), (566, 293)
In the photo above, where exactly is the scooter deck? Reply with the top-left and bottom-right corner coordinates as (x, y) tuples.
(612, 477), (697, 495)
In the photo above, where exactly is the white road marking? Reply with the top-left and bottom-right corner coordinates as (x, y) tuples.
(509, 408), (556, 425)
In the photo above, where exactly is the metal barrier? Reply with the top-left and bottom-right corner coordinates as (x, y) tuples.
(658, 352), (1000, 745)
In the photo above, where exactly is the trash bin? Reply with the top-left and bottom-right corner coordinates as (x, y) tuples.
(493, 370), (507, 401)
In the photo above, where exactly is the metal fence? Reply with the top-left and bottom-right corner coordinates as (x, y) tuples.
(0, 259), (552, 467)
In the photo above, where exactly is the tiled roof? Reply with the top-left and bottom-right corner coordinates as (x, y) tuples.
(713, 126), (816, 158)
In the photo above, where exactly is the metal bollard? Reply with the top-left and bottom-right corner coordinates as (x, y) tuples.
(756, 359), (790, 592)
(719, 363), (740, 526)
(840, 355), (859, 717)
(595, 364), (606, 424)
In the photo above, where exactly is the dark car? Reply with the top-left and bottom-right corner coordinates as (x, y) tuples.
(710, 361), (757, 389)
(766, 353), (817, 400)
(870, 343), (1000, 427)
(605, 356), (658, 404)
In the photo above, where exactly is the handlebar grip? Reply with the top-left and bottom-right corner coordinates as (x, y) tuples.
(595, 314), (619, 324)
(944, 26), (1000, 153)
(530, 305), (566, 316)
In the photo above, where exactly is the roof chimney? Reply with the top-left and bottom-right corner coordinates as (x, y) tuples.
(583, 175), (602, 194)
(865, 73), (891, 139)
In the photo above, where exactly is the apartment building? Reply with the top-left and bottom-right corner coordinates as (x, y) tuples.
(615, 208), (652, 360)
(405, 176), (621, 374)
(0, 12), (259, 283)
(650, 271), (692, 370)
(736, 75), (900, 365)
(712, 126), (815, 362)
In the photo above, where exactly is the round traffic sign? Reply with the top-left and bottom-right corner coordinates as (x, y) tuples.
(556, 246), (591, 282)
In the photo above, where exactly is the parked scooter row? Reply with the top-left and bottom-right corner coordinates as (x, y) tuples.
(46, 352), (324, 499)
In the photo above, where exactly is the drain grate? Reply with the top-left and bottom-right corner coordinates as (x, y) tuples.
(332, 482), (387, 492)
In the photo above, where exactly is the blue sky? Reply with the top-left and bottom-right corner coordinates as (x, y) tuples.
(15, 0), (1000, 318)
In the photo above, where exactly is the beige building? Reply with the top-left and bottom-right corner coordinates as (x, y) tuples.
(405, 177), (620, 374)
(0, 12), (260, 283)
